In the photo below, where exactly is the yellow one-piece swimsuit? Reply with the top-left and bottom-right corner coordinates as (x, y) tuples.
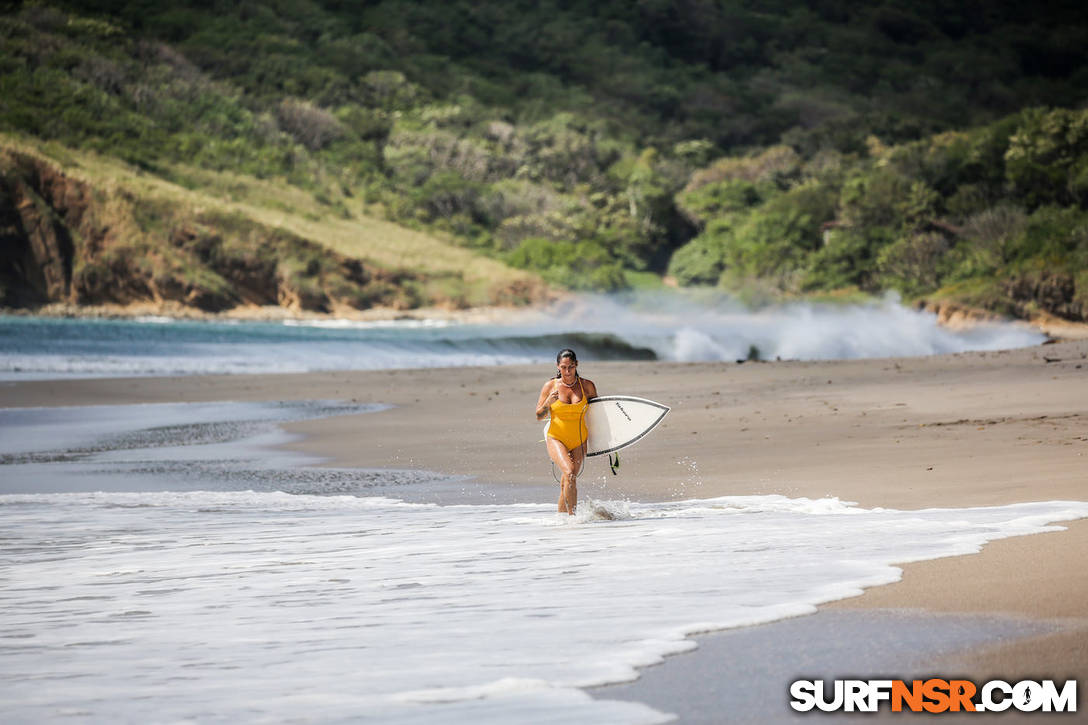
(547, 379), (589, 450)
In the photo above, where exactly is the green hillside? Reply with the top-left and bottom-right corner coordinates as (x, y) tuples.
(1, 1), (1086, 318)
(669, 110), (1088, 321)
(0, 135), (543, 312)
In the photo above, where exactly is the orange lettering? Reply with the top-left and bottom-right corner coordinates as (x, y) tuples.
(892, 680), (924, 712)
(949, 680), (977, 712)
(922, 678), (951, 713)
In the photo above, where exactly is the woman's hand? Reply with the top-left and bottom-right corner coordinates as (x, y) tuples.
(536, 383), (560, 419)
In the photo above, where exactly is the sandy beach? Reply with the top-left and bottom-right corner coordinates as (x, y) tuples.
(3, 338), (1085, 719)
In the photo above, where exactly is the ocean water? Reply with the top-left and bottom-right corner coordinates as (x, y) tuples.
(0, 292), (1045, 379)
(2, 401), (1085, 723)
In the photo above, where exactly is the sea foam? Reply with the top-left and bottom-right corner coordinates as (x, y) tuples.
(2, 490), (1085, 723)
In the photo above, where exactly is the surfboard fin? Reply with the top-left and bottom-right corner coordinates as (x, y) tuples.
(608, 452), (620, 475)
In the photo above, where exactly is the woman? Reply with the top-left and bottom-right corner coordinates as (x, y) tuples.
(534, 348), (598, 514)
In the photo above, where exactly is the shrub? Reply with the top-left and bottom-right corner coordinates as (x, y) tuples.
(960, 204), (1028, 268)
(1005, 107), (1088, 207)
(876, 232), (951, 296)
(684, 145), (800, 193)
(1006, 205), (1088, 264)
(276, 98), (345, 151)
(667, 234), (725, 285)
(802, 227), (884, 293)
(721, 182), (836, 281)
(412, 171), (486, 223)
(675, 178), (763, 229)
(504, 237), (628, 291)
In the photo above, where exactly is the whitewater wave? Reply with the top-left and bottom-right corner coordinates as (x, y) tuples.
(547, 290), (1046, 362)
(0, 291), (1046, 379)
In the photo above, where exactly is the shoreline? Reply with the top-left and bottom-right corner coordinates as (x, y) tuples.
(2, 342), (1085, 719)
(0, 301), (542, 325)
(593, 608), (1073, 723)
(595, 518), (1088, 722)
(5, 300), (1088, 342)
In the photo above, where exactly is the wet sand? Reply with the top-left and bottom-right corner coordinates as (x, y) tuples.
(3, 338), (1086, 719)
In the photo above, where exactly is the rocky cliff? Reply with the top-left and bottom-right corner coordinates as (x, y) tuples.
(0, 151), (84, 306)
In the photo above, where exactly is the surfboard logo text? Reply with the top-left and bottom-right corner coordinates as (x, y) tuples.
(789, 678), (1077, 713)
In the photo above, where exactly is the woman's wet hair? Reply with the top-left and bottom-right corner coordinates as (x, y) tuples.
(555, 348), (577, 378)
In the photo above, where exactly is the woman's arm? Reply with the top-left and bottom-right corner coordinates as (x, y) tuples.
(535, 380), (558, 420)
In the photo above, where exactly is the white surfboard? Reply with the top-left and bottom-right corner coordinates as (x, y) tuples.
(585, 396), (669, 456)
(542, 395), (670, 455)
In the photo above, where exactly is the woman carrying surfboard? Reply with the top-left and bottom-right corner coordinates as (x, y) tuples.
(535, 348), (597, 515)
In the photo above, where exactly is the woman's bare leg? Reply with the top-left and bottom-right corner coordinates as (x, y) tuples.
(546, 438), (584, 514)
(566, 444), (585, 513)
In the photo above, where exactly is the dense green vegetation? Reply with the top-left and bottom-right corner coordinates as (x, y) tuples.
(1, 0), (1086, 317)
(670, 109), (1088, 319)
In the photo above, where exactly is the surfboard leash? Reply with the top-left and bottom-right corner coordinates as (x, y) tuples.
(549, 454), (587, 483)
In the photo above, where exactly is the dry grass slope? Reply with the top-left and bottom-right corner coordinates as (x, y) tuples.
(1, 133), (543, 312)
